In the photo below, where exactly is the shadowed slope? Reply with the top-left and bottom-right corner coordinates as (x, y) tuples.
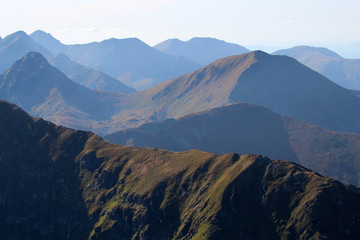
(106, 103), (360, 186)
(1, 100), (360, 239)
(0, 52), (118, 132)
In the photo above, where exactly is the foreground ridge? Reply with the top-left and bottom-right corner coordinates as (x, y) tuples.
(0, 100), (360, 239)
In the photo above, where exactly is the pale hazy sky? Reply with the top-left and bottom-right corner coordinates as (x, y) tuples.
(1, 0), (360, 47)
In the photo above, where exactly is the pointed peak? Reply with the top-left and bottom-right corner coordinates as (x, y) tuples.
(4, 52), (49, 75)
(21, 51), (48, 63)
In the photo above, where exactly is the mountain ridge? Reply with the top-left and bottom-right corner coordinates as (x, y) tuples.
(0, 99), (360, 239)
(273, 46), (360, 89)
(154, 37), (250, 65)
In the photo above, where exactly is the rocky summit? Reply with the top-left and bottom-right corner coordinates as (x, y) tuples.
(0, 99), (360, 240)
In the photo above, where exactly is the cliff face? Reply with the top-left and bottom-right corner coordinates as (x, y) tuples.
(0, 100), (360, 240)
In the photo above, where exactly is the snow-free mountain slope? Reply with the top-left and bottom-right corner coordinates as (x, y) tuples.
(106, 103), (360, 185)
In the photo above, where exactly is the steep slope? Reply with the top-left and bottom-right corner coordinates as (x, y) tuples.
(1, 99), (360, 240)
(30, 30), (66, 54)
(119, 51), (360, 134)
(273, 46), (360, 89)
(0, 31), (51, 73)
(48, 54), (136, 93)
(154, 37), (249, 66)
(106, 103), (360, 186)
(0, 52), (118, 132)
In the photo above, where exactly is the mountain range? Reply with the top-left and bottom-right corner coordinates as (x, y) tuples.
(154, 37), (249, 66)
(0, 31), (135, 93)
(118, 50), (360, 135)
(3, 50), (360, 137)
(30, 30), (201, 90)
(1, 99), (360, 239)
(273, 46), (360, 89)
(47, 53), (136, 93)
(106, 103), (360, 186)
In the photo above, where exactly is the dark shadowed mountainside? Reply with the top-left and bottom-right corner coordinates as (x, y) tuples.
(154, 37), (249, 66)
(118, 51), (360, 134)
(1, 99), (360, 240)
(273, 46), (360, 89)
(30, 30), (201, 90)
(48, 54), (136, 93)
(106, 103), (360, 186)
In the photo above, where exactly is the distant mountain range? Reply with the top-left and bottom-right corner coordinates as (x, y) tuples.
(1, 99), (359, 239)
(273, 46), (360, 89)
(106, 103), (360, 186)
(0, 31), (135, 93)
(47, 53), (136, 93)
(154, 37), (249, 66)
(0, 31), (51, 73)
(30, 30), (201, 90)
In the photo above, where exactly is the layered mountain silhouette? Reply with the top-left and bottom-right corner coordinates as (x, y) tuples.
(30, 29), (66, 54)
(30, 30), (201, 90)
(106, 103), (360, 185)
(1, 31), (134, 93)
(0, 52), (118, 131)
(3, 50), (360, 136)
(120, 51), (360, 134)
(154, 37), (249, 65)
(47, 54), (136, 93)
(0, 31), (51, 73)
(1, 99), (360, 239)
(273, 46), (360, 89)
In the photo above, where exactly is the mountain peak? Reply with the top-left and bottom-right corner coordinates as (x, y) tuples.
(6, 52), (49, 72)
(30, 30), (65, 54)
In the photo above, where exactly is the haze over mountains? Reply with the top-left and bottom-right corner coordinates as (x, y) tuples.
(0, 31), (51, 73)
(273, 46), (360, 89)
(106, 103), (360, 186)
(154, 37), (250, 66)
(47, 53), (136, 93)
(0, 52), (119, 131)
(30, 30), (201, 90)
(0, 31), (135, 93)
(120, 51), (360, 134)
(1, 99), (360, 239)
(2, 49), (360, 137)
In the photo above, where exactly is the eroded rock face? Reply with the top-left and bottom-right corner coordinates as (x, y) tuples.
(0, 100), (360, 240)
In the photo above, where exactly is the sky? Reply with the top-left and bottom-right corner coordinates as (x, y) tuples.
(1, 0), (360, 51)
